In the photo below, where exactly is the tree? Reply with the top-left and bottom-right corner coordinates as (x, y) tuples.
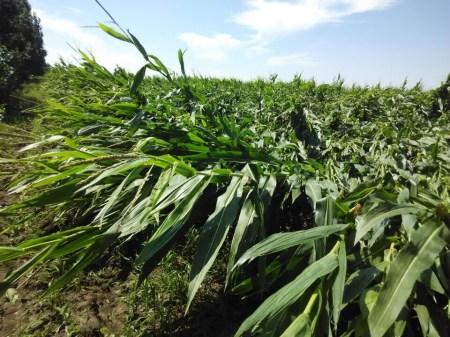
(0, 0), (46, 111)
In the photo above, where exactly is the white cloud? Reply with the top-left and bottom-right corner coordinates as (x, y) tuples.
(178, 1), (396, 63)
(178, 33), (243, 61)
(234, 0), (395, 37)
(34, 9), (100, 46)
(33, 8), (143, 71)
(67, 7), (83, 14)
(267, 52), (316, 66)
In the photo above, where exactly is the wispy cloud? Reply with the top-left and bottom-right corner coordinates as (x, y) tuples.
(234, 0), (395, 37)
(33, 8), (142, 71)
(178, 1), (395, 63)
(178, 33), (243, 61)
(67, 7), (83, 14)
(267, 52), (316, 66)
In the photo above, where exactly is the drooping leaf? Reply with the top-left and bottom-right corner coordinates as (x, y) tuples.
(118, 173), (201, 238)
(186, 175), (246, 311)
(314, 195), (336, 257)
(0, 245), (56, 294)
(136, 174), (210, 280)
(354, 203), (422, 244)
(226, 189), (257, 285)
(178, 49), (186, 78)
(368, 222), (445, 337)
(0, 226), (97, 263)
(94, 168), (142, 224)
(18, 135), (66, 153)
(315, 196), (335, 227)
(343, 266), (381, 303)
(332, 239), (347, 329)
(18, 178), (82, 209)
(130, 65), (146, 95)
(235, 250), (339, 337)
(234, 224), (347, 269)
(98, 23), (129, 42)
(147, 166), (176, 211)
(149, 55), (171, 80)
(343, 181), (379, 205)
(305, 179), (321, 209)
(46, 233), (118, 294)
(281, 287), (321, 337)
(416, 305), (440, 337)
(280, 312), (312, 337)
(128, 31), (149, 61)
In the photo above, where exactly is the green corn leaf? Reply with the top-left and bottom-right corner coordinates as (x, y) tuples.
(0, 244), (56, 294)
(0, 227), (97, 262)
(226, 189), (257, 285)
(233, 224), (347, 269)
(354, 203), (421, 244)
(419, 269), (446, 295)
(235, 250), (339, 337)
(343, 181), (379, 204)
(416, 305), (441, 337)
(148, 55), (171, 79)
(77, 124), (103, 136)
(18, 135), (66, 153)
(128, 31), (149, 61)
(279, 292), (319, 337)
(280, 313), (312, 337)
(147, 166), (177, 212)
(416, 288), (449, 337)
(130, 65), (146, 96)
(332, 239), (347, 329)
(315, 196), (335, 227)
(368, 222), (446, 337)
(136, 174), (209, 279)
(118, 173), (201, 238)
(186, 175), (246, 312)
(29, 164), (89, 189)
(226, 166), (260, 285)
(19, 178), (82, 208)
(178, 49), (186, 78)
(94, 168), (142, 224)
(79, 156), (193, 194)
(305, 179), (322, 209)
(46, 233), (118, 294)
(0, 247), (27, 262)
(255, 173), (277, 218)
(98, 23), (129, 42)
(314, 195), (336, 257)
(49, 232), (105, 259)
(343, 266), (381, 303)
(79, 159), (150, 192)
(148, 174), (196, 216)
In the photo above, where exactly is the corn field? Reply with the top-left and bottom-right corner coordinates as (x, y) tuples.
(0, 23), (449, 337)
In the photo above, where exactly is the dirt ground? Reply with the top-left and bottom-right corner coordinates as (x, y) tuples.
(0, 180), (129, 337)
(0, 126), (253, 337)
(0, 256), (130, 337)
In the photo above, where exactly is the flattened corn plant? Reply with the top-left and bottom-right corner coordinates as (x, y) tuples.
(1, 23), (450, 337)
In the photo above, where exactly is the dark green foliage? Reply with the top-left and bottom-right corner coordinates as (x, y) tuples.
(0, 0), (46, 112)
(431, 74), (450, 117)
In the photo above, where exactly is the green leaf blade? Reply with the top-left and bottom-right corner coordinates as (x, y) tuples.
(98, 23), (129, 42)
(186, 175), (245, 311)
(235, 251), (339, 337)
(368, 223), (445, 337)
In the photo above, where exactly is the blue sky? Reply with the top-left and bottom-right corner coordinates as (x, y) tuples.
(29, 0), (450, 88)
